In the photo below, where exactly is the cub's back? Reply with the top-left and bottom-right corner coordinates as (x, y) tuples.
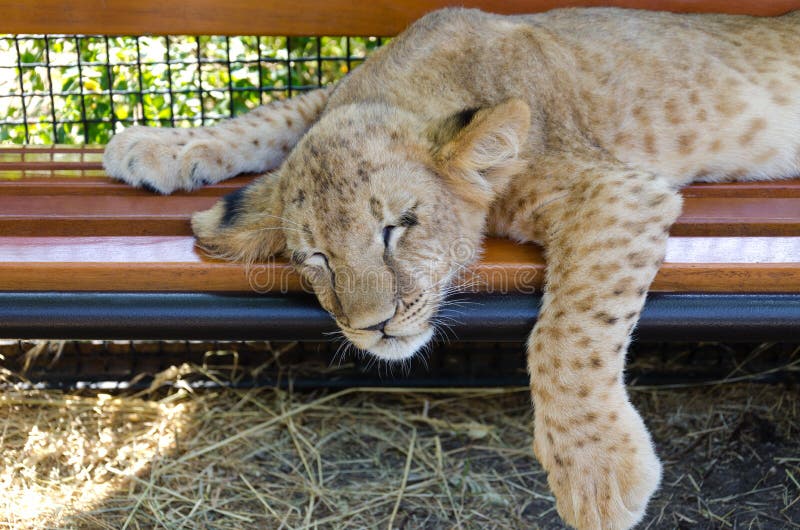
(529, 8), (800, 183)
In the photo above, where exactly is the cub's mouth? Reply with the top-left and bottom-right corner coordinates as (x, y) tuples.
(344, 327), (435, 361)
(337, 293), (441, 360)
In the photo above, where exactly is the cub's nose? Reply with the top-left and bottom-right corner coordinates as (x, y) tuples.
(362, 318), (389, 333)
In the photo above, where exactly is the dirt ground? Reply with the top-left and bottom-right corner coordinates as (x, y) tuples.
(0, 344), (798, 529)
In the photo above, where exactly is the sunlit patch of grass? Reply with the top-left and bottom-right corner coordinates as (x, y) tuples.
(0, 390), (193, 529)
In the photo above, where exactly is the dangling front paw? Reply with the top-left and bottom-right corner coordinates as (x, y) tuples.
(534, 402), (661, 530)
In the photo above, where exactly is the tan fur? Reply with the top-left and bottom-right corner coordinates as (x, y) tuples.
(103, 7), (800, 529)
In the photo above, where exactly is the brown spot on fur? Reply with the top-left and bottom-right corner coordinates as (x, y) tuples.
(576, 294), (597, 313)
(546, 326), (564, 341)
(613, 132), (631, 147)
(754, 148), (779, 164)
(709, 139), (723, 153)
(627, 251), (649, 268)
(772, 93), (791, 106)
(677, 131), (697, 155)
(369, 196), (382, 220)
(632, 106), (650, 124)
(589, 356), (603, 369)
(664, 98), (682, 125)
(739, 117), (767, 146)
(594, 312), (618, 325)
(714, 93), (746, 117)
(643, 133), (656, 155)
(577, 385), (590, 398)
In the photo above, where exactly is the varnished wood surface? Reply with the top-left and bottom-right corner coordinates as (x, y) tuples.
(0, 145), (798, 293)
(0, 236), (798, 292)
(3, 196), (799, 237)
(4, 146), (800, 196)
(2, 0), (799, 36)
(1, 146), (799, 237)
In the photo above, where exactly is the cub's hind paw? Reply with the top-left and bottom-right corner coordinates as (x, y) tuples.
(534, 403), (661, 530)
(103, 126), (233, 194)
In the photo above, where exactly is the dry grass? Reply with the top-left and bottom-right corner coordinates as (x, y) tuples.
(0, 351), (798, 529)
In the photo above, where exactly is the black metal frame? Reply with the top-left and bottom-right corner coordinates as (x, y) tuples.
(2, 292), (799, 342)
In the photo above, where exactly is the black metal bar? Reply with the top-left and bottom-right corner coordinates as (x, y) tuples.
(256, 36), (265, 105)
(346, 37), (351, 73)
(12, 36), (30, 143)
(286, 36), (292, 98)
(103, 36), (116, 135)
(195, 36), (205, 125)
(165, 35), (176, 127)
(316, 36), (322, 87)
(43, 36), (58, 143)
(1, 292), (798, 342)
(134, 36), (146, 125)
(74, 36), (89, 141)
(225, 36), (234, 117)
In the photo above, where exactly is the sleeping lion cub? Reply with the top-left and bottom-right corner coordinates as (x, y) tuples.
(103, 7), (800, 529)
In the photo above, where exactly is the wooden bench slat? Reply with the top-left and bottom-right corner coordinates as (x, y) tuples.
(3, 0), (798, 36)
(2, 194), (798, 237)
(0, 236), (798, 293)
(2, 236), (797, 264)
(3, 172), (800, 197)
(2, 147), (800, 197)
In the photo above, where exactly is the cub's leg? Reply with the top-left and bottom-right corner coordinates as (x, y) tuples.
(102, 86), (331, 193)
(510, 155), (682, 530)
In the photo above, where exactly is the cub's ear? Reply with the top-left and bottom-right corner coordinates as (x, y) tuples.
(431, 99), (530, 208)
(191, 173), (286, 262)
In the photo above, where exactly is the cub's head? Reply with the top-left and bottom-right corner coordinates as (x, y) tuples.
(193, 99), (529, 360)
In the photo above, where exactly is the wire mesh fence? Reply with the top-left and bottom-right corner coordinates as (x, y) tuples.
(0, 35), (385, 145)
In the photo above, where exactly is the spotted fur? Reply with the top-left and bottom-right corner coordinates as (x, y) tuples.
(103, 7), (800, 529)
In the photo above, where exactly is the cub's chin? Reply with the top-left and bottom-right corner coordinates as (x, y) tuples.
(348, 328), (435, 361)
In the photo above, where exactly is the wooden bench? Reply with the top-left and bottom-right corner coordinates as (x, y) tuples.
(1, 1), (799, 344)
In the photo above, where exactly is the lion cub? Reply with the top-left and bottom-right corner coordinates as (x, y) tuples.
(103, 7), (800, 529)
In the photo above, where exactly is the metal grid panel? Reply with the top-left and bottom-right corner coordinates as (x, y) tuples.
(0, 35), (385, 144)
(2, 339), (798, 390)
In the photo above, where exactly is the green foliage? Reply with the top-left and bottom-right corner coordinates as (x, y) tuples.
(0, 35), (383, 144)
